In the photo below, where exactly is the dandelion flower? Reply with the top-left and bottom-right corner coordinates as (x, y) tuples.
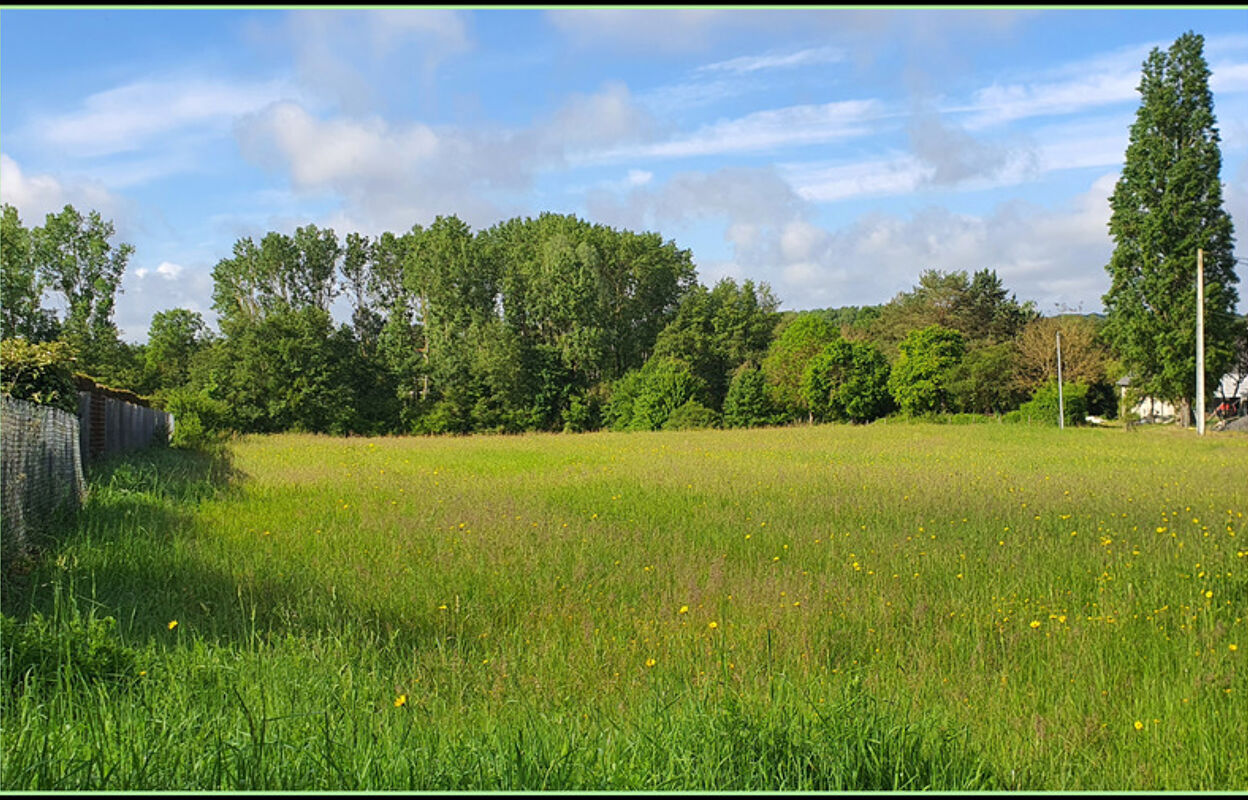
(1231, 644), (1239, 652)
(708, 621), (719, 630)
(678, 605), (689, 614)
(1205, 590), (1213, 599)
(1029, 620), (1041, 629)
(1134, 720), (1143, 731)
(167, 620), (178, 631)
(394, 694), (407, 708)
(645, 658), (656, 668)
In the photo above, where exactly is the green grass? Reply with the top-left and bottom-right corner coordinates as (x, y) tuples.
(2, 423), (1245, 790)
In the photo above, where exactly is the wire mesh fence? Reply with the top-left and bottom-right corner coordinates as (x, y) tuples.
(1, 395), (87, 563)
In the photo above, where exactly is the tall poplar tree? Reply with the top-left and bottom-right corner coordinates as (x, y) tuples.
(1102, 31), (1240, 426)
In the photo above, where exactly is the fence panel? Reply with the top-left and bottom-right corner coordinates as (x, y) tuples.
(1, 395), (86, 562)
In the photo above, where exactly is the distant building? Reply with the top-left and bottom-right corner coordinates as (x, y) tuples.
(1116, 372), (1247, 423)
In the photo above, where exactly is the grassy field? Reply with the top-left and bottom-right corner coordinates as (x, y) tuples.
(2, 422), (1245, 790)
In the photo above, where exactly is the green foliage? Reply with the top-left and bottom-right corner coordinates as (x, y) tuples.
(163, 387), (229, 449)
(947, 342), (1026, 415)
(652, 278), (779, 410)
(145, 308), (209, 394)
(0, 338), (79, 412)
(722, 363), (777, 429)
(605, 358), (709, 432)
(32, 205), (132, 377)
(628, 358), (709, 432)
(208, 307), (357, 434)
(604, 368), (647, 432)
(661, 399), (721, 431)
(2, 610), (138, 693)
(1015, 380), (1089, 427)
(1103, 32), (1239, 415)
(1, 204), (59, 342)
(761, 313), (839, 421)
(801, 338), (893, 424)
(562, 386), (605, 433)
(887, 325), (967, 416)
(812, 305), (882, 331)
(869, 269), (1035, 354)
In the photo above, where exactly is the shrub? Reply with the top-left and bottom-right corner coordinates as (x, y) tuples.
(1016, 380), (1089, 426)
(723, 363), (776, 428)
(1, 611), (139, 693)
(802, 339), (892, 424)
(887, 325), (966, 416)
(0, 338), (79, 413)
(562, 388), (604, 433)
(162, 388), (228, 449)
(607, 358), (709, 432)
(662, 400), (721, 430)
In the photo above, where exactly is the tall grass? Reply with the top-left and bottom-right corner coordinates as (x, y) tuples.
(3, 424), (1244, 790)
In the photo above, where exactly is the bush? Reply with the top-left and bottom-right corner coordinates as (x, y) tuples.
(1016, 380), (1089, 426)
(802, 339), (892, 424)
(607, 358), (709, 432)
(162, 388), (229, 449)
(887, 326), (966, 416)
(662, 400), (721, 430)
(723, 363), (776, 428)
(2, 611), (139, 693)
(562, 389), (603, 433)
(0, 338), (79, 412)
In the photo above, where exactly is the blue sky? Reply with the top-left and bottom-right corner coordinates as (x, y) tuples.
(2, 7), (1246, 343)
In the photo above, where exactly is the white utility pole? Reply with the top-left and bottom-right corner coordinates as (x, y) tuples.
(1196, 248), (1205, 436)
(1056, 330), (1064, 430)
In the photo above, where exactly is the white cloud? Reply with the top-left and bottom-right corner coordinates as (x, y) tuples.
(585, 166), (808, 237)
(236, 102), (441, 190)
(543, 82), (658, 150)
(29, 78), (292, 159)
(117, 261), (216, 342)
(573, 99), (888, 165)
(696, 45), (845, 75)
(282, 9), (472, 114)
(781, 155), (927, 203)
(155, 261), (184, 280)
(963, 68), (1141, 129)
(959, 38), (1248, 130)
(366, 8), (470, 57)
(587, 162), (1124, 313)
(0, 153), (127, 224)
(545, 8), (740, 52)
(232, 82), (658, 234)
(771, 172), (1122, 313)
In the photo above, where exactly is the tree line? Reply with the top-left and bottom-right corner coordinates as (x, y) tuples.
(0, 202), (1172, 440)
(2, 31), (1242, 440)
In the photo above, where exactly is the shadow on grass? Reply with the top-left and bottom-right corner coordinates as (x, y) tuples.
(3, 443), (469, 659)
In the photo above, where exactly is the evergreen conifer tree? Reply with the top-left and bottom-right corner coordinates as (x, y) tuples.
(1103, 31), (1239, 426)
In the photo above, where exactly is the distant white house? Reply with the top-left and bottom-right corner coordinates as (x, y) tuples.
(1116, 372), (1247, 423)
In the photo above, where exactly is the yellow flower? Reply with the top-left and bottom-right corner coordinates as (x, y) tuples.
(708, 621), (719, 630)
(1231, 644), (1239, 652)
(645, 658), (656, 668)
(167, 620), (178, 630)
(1029, 620), (1041, 629)
(678, 605), (689, 614)
(1204, 590), (1213, 599)
(394, 694), (407, 708)
(1134, 720), (1143, 731)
